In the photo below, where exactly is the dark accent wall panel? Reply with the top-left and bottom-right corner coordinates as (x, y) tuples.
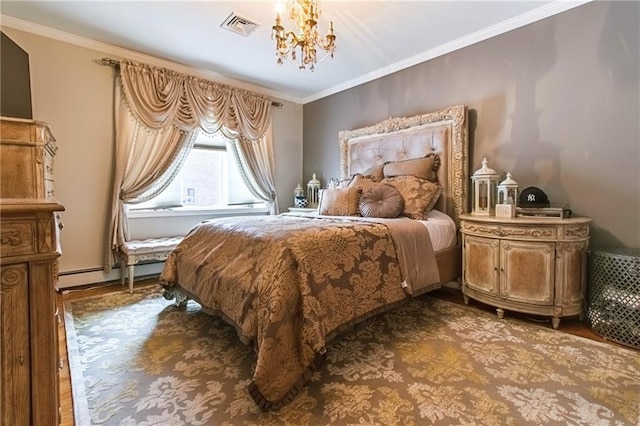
(1, 31), (33, 119)
(303, 1), (639, 248)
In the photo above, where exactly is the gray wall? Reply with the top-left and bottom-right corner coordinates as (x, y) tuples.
(303, 1), (639, 248)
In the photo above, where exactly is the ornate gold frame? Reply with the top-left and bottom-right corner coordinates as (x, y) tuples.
(338, 104), (469, 228)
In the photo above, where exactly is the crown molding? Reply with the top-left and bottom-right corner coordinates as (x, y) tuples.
(302, 0), (592, 104)
(0, 15), (300, 104)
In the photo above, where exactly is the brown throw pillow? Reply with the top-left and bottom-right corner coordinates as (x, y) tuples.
(383, 154), (440, 182)
(381, 175), (443, 220)
(318, 187), (362, 216)
(359, 185), (404, 218)
(348, 173), (381, 194)
(361, 164), (385, 182)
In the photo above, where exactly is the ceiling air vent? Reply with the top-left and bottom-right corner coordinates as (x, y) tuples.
(220, 13), (260, 37)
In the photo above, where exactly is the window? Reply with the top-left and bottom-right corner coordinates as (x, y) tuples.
(128, 132), (264, 213)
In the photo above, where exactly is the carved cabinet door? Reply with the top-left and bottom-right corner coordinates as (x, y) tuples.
(500, 240), (555, 306)
(1, 264), (31, 426)
(463, 235), (500, 296)
(555, 241), (589, 309)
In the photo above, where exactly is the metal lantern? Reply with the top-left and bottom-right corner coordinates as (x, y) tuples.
(471, 157), (500, 216)
(307, 173), (321, 207)
(497, 172), (519, 205)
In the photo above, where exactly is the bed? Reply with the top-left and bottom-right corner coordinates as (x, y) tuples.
(160, 104), (469, 409)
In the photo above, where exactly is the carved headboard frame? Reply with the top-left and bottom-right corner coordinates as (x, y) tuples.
(338, 104), (469, 228)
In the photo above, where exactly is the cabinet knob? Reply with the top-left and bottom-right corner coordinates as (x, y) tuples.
(18, 356), (25, 365)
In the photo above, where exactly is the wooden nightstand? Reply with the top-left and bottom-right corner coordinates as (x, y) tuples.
(460, 213), (591, 328)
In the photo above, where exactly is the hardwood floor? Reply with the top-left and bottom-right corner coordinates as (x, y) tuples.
(57, 297), (74, 426)
(56, 279), (634, 425)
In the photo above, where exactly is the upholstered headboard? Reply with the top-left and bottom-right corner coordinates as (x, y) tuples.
(338, 105), (469, 227)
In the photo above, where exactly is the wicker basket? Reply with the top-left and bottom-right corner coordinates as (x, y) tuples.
(587, 248), (640, 349)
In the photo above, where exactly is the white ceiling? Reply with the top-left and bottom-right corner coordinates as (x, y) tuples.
(0, 1), (589, 104)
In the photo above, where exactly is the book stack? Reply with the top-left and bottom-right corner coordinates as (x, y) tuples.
(516, 203), (572, 218)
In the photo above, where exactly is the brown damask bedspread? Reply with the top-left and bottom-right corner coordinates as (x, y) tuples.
(160, 214), (440, 409)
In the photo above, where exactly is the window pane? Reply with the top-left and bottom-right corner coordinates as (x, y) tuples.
(181, 148), (224, 207)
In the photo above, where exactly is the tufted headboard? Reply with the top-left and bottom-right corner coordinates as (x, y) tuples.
(338, 105), (469, 227)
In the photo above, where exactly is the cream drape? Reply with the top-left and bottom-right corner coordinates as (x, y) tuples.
(105, 60), (276, 271)
(229, 127), (279, 215)
(118, 60), (272, 137)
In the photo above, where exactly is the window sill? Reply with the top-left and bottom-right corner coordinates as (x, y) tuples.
(128, 206), (269, 219)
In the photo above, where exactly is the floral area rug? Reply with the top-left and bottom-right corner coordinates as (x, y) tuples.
(64, 285), (640, 425)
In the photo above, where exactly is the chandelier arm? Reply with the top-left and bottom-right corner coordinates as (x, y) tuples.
(272, 0), (335, 71)
(317, 35), (335, 51)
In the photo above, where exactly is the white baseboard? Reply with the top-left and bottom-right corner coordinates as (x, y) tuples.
(57, 263), (165, 289)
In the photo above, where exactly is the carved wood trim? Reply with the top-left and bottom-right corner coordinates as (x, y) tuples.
(564, 225), (589, 239)
(35, 145), (44, 164)
(37, 217), (53, 253)
(464, 224), (554, 238)
(0, 222), (36, 257)
(1, 229), (23, 246)
(1, 264), (27, 288)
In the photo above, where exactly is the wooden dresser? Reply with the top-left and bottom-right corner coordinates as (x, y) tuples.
(1, 117), (64, 425)
(460, 213), (591, 329)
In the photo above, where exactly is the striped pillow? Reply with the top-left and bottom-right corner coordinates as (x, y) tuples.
(318, 187), (362, 216)
(383, 154), (440, 182)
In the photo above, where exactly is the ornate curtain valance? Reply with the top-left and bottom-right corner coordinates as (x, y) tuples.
(118, 60), (272, 140)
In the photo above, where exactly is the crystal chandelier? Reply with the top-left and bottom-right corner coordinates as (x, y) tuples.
(272, 0), (336, 71)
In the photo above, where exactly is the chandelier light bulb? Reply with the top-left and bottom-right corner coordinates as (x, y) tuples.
(271, 0), (336, 71)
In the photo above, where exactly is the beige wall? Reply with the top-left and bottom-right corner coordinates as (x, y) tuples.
(303, 1), (640, 248)
(1, 27), (304, 286)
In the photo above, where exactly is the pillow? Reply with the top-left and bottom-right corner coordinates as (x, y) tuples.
(381, 175), (443, 220)
(360, 164), (385, 182)
(337, 177), (352, 189)
(348, 173), (381, 194)
(318, 187), (362, 216)
(383, 154), (440, 182)
(359, 185), (404, 218)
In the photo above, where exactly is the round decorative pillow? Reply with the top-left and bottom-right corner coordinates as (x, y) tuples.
(359, 184), (404, 218)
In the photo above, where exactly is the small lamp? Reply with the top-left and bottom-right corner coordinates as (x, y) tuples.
(307, 173), (321, 207)
(471, 158), (500, 216)
(496, 172), (519, 218)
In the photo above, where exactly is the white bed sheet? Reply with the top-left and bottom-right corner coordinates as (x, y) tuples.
(419, 209), (458, 252)
(285, 208), (457, 253)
